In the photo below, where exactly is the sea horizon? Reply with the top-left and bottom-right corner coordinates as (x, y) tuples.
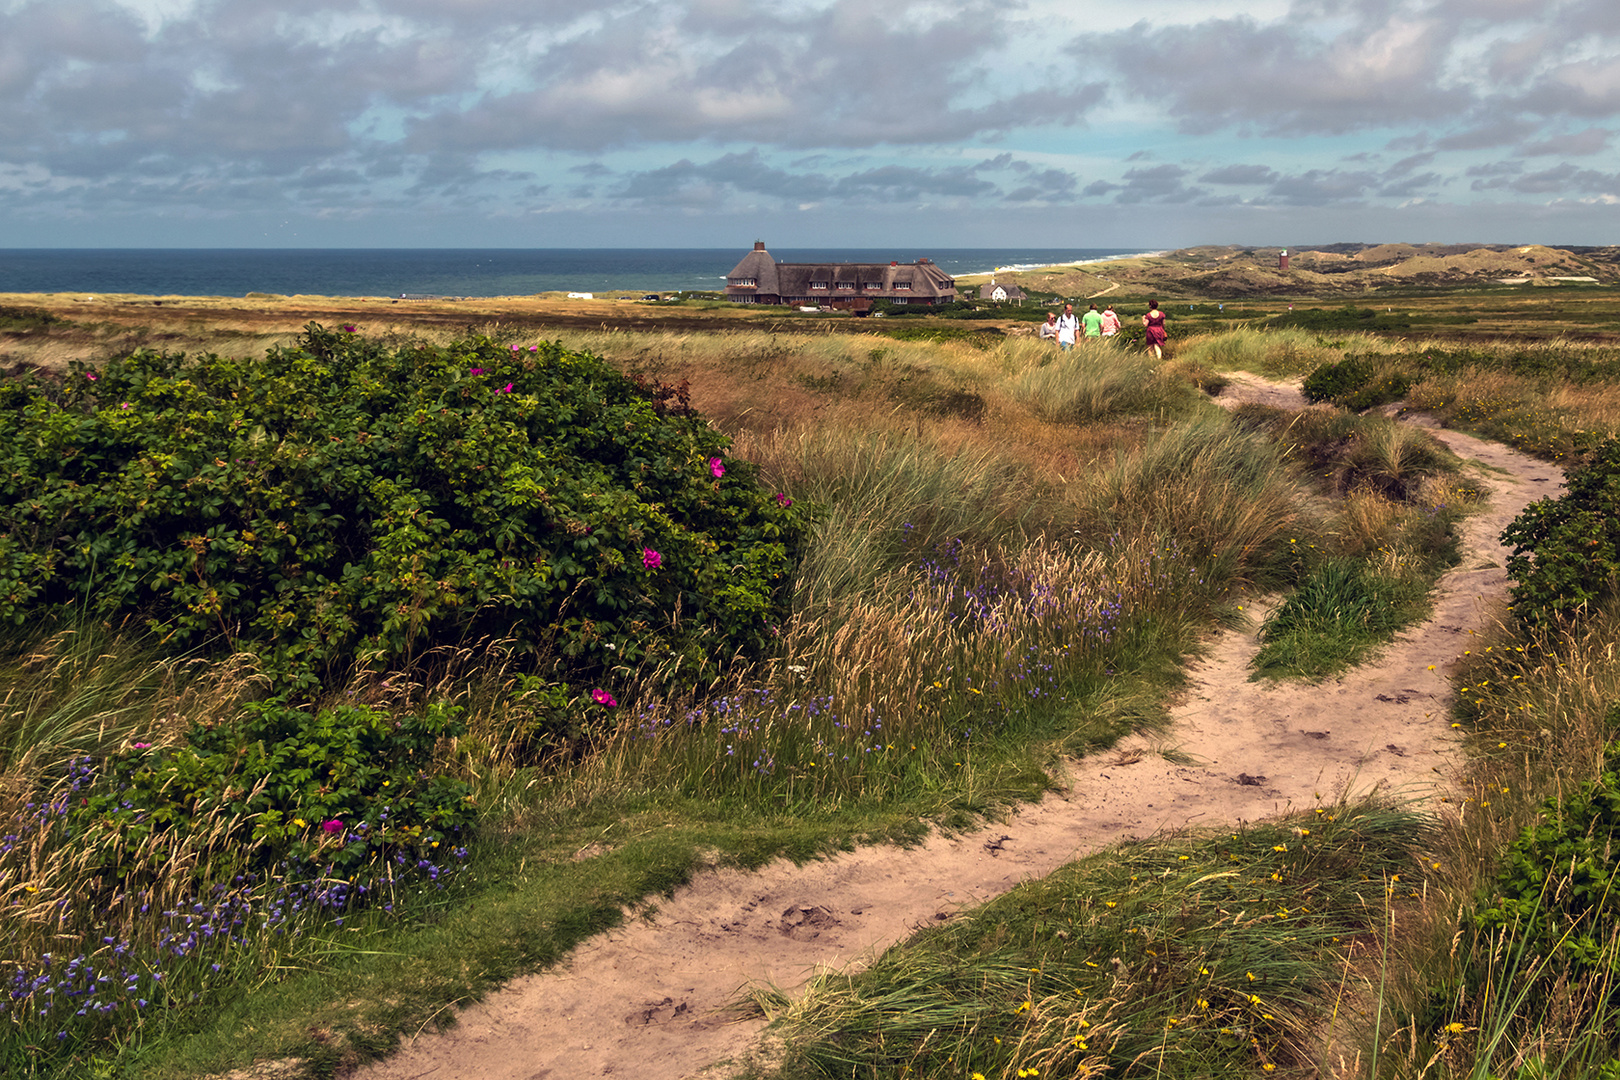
(0, 247), (1153, 299)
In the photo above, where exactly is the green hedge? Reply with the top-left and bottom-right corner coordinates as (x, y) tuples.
(0, 325), (805, 692)
(1502, 436), (1620, 626)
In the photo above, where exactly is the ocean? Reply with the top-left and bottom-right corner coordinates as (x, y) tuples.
(0, 248), (1150, 299)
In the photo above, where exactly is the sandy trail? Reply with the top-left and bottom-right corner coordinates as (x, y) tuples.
(354, 376), (1563, 1080)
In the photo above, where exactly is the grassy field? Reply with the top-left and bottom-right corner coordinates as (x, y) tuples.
(2, 287), (1620, 1079)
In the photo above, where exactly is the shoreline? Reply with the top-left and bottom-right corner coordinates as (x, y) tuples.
(957, 249), (1168, 281)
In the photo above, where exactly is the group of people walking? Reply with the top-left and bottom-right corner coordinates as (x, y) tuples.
(1039, 301), (1168, 359)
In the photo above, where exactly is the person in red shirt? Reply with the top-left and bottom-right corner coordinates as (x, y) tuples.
(1143, 301), (1168, 359)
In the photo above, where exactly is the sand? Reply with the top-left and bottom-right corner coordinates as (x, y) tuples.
(349, 374), (1562, 1080)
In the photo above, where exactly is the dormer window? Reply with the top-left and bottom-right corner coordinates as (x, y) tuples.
(729, 277), (757, 287)
(810, 281), (829, 290)
(835, 281), (854, 291)
(893, 281), (912, 290)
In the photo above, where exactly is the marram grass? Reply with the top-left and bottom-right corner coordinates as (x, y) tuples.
(761, 798), (1436, 1080)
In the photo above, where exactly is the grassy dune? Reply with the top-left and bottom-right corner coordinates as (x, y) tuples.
(1, 306), (1618, 1079)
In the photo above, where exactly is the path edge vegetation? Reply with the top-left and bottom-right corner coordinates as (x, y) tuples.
(1, 318), (1618, 1078)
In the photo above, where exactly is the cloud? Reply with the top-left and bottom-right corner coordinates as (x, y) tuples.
(1266, 168), (1381, 204)
(608, 150), (1082, 210)
(1470, 162), (1620, 196)
(1199, 164), (1280, 185)
(403, 1), (1107, 153)
(1379, 170), (1444, 198)
(1101, 6), (1469, 135)
(1434, 118), (1540, 150)
(1518, 126), (1614, 156)
(1098, 0), (1620, 149)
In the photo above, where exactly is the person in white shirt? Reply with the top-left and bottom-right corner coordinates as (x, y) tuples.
(1055, 304), (1079, 351)
(1038, 312), (1058, 341)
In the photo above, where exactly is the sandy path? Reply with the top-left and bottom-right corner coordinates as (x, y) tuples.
(353, 377), (1563, 1080)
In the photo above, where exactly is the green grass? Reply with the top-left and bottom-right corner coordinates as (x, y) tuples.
(1250, 558), (1437, 680)
(760, 800), (1435, 1080)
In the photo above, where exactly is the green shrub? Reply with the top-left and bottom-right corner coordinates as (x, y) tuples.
(1477, 735), (1620, 990)
(1302, 355), (1412, 411)
(1303, 356), (1377, 403)
(0, 305), (63, 332)
(75, 700), (475, 882)
(0, 325), (806, 693)
(1502, 437), (1620, 625)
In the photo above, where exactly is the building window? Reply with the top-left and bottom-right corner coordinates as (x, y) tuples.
(864, 282), (882, 291)
(893, 281), (912, 290)
(810, 281), (828, 290)
(836, 281), (853, 291)
(729, 278), (757, 287)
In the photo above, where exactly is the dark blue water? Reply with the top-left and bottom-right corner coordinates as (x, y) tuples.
(0, 248), (1149, 298)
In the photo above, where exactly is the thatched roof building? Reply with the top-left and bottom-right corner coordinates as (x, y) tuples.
(724, 242), (956, 309)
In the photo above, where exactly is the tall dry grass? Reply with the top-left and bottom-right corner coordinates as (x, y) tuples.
(1074, 416), (1323, 591)
(582, 528), (1212, 809)
(1003, 342), (1197, 424)
(1175, 326), (1403, 376)
(1366, 599), (1620, 1078)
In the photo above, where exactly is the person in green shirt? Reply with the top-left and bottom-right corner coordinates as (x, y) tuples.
(1081, 303), (1104, 338)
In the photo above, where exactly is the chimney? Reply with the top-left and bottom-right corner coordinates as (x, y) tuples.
(754, 241), (766, 251)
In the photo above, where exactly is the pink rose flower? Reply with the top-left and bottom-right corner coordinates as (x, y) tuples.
(321, 819), (343, 834)
(709, 457), (725, 478)
(591, 689), (617, 707)
(775, 492), (792, 507)
(642, 548), (662, 569)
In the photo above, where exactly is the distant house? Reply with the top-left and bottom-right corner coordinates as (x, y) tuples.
(724, 242), (957, 309)
(978, 279), (1026, 304)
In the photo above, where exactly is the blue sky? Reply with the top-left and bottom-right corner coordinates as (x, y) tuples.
(1, 0), (1617, 248)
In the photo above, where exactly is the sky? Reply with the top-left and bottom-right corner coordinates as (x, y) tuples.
(1, 0), (1618, 249)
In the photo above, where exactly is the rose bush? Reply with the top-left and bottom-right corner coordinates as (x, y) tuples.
(0, 324), (805, 695)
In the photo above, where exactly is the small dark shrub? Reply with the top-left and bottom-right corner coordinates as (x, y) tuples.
(1303, 356), (1377, 404)
(1502, 436), (1620, 626)
(1340, 372), (1412, 412)
(0, 305), (63, 332)
(1303, 356), (1411, 411)
(1473, 733), (1620, 983)
(75, 700), (475, 882)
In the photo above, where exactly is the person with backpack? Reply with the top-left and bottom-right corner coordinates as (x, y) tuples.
(1055, 304), (1080, 351)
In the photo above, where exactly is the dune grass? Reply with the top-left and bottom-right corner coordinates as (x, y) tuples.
(759, 799), (1435, 1080)
(0, 321), (1570, 1079)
